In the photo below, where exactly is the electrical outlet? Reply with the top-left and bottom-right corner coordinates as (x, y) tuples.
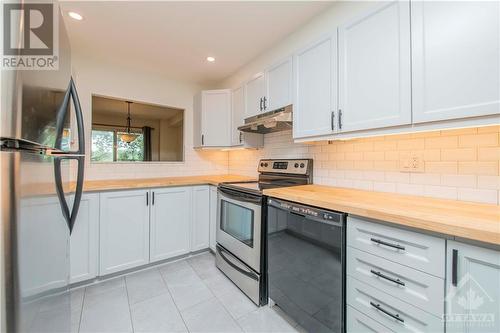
(399, 151), (424, 173)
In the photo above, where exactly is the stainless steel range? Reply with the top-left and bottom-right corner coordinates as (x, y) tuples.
(216, 159), (313, 305)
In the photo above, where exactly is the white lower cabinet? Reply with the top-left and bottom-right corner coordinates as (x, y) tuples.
(191, 186), (210, 251)
(347, 305), (393, 333)
(209, 186), (218, 252)
(445, 241), (500, 333)
(149, 187), (191, 262)
(347, 216), (444, 333)
(70, 193), (99, 284)
(347, 277), (444, 332)
(99, 189), (150, 275)
(19, 196), (69, 297)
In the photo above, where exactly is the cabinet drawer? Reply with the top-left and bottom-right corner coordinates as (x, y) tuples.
(347, 246), (444, 316)
(347, 277), (443, 333)
(347, 305), (393, 333)
(347, 216), (445, 277)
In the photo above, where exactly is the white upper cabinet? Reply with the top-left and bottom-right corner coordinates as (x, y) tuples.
(193, 90), (231, 147)
(266, 57), (293, 111)
(231, 86), (264, 148)
(446, 240), (500, 333)
(99, 189), (150, 275)
(412, 1), (500, 123)
(245, 73), (266, 117)
(150, 187), (191, 262)
(70, 193), (99, 284)
(231, 86), (246, 146)
(293, 34), (338, 139)
(338, 1), (411, 133)
(191, 186), (210, 252)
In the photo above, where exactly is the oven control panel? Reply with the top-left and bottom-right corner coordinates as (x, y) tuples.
(258, 159), (311, 175)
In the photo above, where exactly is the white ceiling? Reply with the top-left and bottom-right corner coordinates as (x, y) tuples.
(61, 1), (332, 85)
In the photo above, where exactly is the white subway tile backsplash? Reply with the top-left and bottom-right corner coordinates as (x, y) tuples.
(223, 126), (500, 205)
(457, 188), (498, 205)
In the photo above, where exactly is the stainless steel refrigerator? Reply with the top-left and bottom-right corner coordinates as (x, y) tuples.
(1, 3), (85, 332)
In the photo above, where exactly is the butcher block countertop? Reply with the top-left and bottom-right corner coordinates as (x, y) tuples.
(21, 174), (254, 197)
(263, 185), (500, 246)
(82, 174), (255, 192)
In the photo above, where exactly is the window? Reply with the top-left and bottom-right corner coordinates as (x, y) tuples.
(91, 129), (145, 162)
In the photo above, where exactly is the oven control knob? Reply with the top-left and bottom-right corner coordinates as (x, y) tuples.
(294, 163), (299, 168)
(300, 163), (305, 168)
(264, 163), (268, 167)
(260, 162), (264, 167)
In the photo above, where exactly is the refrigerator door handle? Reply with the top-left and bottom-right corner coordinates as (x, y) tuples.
(55, 77), (85, 155)
(54, 77), (86, 233)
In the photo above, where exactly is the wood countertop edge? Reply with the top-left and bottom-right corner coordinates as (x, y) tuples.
(263, 186), (500, 246)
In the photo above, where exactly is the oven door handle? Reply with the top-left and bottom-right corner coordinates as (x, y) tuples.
(217, 246), (259, 281)
(218, 186), (261, 205)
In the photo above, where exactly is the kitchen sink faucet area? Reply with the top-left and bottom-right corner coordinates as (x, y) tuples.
(1, 1), (499, 333)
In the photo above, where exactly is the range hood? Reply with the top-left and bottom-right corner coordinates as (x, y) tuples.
(238, 105), (292, 134)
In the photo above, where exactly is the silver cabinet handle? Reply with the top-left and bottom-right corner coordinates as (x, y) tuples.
(331, 111), (335, 131)
(370, 238), (405, 251)
(370, 269), (405, 286)
(338, 109), (343, 129)
(259, 98), (263, 111)
(370, 302), (404, 323)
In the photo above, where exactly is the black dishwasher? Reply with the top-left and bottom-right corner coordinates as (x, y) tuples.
(267, 198), (345, 333)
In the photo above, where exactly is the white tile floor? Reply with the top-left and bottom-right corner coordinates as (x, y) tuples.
(68, 252), (302, 333)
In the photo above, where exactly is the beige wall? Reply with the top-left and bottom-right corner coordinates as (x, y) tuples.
(72, 56), (227, 180)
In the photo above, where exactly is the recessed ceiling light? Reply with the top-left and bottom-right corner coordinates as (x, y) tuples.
(68, 11), (83, 21)
(206, 56), (215, 62)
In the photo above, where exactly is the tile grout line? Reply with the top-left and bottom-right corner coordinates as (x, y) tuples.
(77, 288), (87, 333)
(158, 265), (191, 333)
(191, 256), (248, 332)
(123, 276), (136, 333)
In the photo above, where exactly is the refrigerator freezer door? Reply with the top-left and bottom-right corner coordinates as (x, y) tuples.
(0, 4), (77, 332)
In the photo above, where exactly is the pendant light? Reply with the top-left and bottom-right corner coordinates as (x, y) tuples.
(120, 101), (138, 143)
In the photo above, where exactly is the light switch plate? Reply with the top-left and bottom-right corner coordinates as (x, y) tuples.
(399, 151), (424, 173)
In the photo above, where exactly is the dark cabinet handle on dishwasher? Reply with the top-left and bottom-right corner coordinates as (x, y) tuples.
(370, 270), (405, 286)
(370, 238), (405, 251)
(370, 302), (404, 323)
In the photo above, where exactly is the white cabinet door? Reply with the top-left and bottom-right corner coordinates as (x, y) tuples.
(338, 1), (411, 132)
(99, 189), (150, 275)
(266, 57), (293, 111)
(150, 187), (190, 262)
(209, 186), (218, 252)
(201, 90), (231, 147)
(293, 35), (337, 139)
(412, 1), (500, 123)
(231, 86), (245, 146)
(70, 193), (99, 284)
(191, 186), (210, 252)
(245, 73), (266, 117)
(446, 241), (500, 333)
(19, 196), (69, 297)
